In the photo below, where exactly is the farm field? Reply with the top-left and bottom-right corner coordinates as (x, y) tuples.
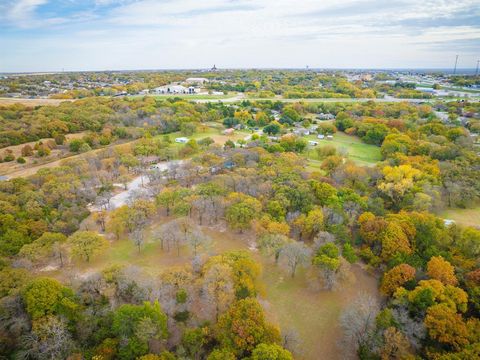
(304, 132), (382, 167)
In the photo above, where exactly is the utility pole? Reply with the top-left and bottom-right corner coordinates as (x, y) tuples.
(475, 60), (479, 76)
(453, 55), (458, 75)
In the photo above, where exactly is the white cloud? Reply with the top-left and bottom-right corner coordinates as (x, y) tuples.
(5, 0), (48, 27)
(0, 0), (478, 71)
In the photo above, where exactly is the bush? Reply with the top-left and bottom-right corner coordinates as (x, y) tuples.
(174, 310), (190, 322)
(69, 139), (84, 152)
(79, 143), (92, 153)
(54, 134), (66, 145)
(16, 157), (26, 164)
(316, 145), (337, 158)
(3, 151), (14, 162)
(36, 145), (51, 157)
(21, 144), (34, 157)
(343, 243), (358, 263)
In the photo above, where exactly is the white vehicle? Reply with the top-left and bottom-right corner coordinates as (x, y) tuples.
(175, 137), (189, 144)
(308, 140), (319, 146)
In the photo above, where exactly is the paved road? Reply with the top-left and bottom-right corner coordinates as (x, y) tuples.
(188, 95), (478, 104)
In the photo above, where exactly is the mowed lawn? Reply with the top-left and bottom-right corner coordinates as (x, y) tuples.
(304, 132), (382, 167)
(439, 207), (480, 228)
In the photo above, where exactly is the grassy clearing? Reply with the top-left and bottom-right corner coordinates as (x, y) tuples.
(262, 263), (379, 360)
(57, 217), (380, 360)
(438, 207), (480, 228)
(70, 219), (250, 277)
(303, 132), (382, 167)
(0, 97), (73, 106)
(159, 127), (251, 150)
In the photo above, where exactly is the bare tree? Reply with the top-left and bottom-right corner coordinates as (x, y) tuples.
(52, 241), (67, 268)
(280, 242), (312, 278)
(281, 328), (302, 357)
(131, 228), (145, 252)
(19, 316), (74, 360)
(154, 221), (178, 252)
(201, 263), (235, 321)
(312, 231), (335, 251)
(340, 293), (380, 356)
(258, 234), (291, 265)
(186, 231), (212, 257)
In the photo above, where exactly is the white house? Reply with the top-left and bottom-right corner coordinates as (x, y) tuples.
(175, 137), (189, 144)
(153, 85), (197, 94)
(317, 113), (335, 120)
(293, 128), (310, 136)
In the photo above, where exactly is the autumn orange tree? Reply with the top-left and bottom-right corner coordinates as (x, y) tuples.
(380, 264), (416, 296)
(427, 256), (458, 286)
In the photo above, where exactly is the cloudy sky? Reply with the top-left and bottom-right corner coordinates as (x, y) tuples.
(0, 0), (479, 72)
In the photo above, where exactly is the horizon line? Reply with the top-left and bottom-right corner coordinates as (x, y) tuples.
(1, 66), (479, 75)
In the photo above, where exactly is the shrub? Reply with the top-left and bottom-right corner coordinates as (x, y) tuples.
(3, 151), (14, 162)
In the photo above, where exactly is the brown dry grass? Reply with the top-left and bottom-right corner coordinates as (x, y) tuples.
(0, 97), (73, 107)
(0, 133), (87, 177)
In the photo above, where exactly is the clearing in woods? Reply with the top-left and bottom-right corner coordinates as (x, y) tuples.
(304, 131), (382, 167)
(0, 97), (73, 106)
(439, 207), (480, 228)
(43, 216), (380, 360)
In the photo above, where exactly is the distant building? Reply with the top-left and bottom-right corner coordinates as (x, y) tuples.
(223, 128), (235, 135)
(153, 85), (197, 94)
(293, 128), (310, 136)
(211, 64), (218, 71)
(175, 137), (189, 144)
(326, 135), (334, 140)
(186, 77), (209, 84)
(317, 134), (325, 139)
(317, 113), (335, 120)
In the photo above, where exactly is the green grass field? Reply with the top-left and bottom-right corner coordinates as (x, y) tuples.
(304, 132), (382, 167)
(157, 127), (250, 151)
(438, 207), (480, 228)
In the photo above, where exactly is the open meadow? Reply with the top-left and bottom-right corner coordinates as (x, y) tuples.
(304, 132), (382, 167)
